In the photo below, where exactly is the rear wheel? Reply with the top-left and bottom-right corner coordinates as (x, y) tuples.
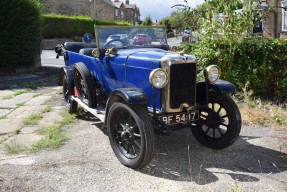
(73, 63), (97, 108)
(192, 91), (241, 149)
(107, 102), (154, 169)
(63, 75), (77, 113)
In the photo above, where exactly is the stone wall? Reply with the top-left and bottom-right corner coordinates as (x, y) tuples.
(40, 0), (93, 17)
(40, 0), (140, 24)
(96, 1), (115, 22)
(262, 0), (286, 39)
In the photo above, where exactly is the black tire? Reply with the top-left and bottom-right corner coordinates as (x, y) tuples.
(107, 102), (154, 169)
(192, 91), (241, 149)
(73, 63), (97, 108)
(63, 75), (77, 114)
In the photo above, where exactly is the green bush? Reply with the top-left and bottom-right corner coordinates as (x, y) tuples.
(42, 14), (131, 38)
(177, 39), (287, 100)
(0, 0), (42, 69)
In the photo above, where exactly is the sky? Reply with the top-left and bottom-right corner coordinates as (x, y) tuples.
(130, 0), (205, 21)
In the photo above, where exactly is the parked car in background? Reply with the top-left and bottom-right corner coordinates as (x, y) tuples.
(133, 34), (152, 45)
(107, 34), (129, 46)
(55, 26), (242, 170)
(184, 29), (191, 34)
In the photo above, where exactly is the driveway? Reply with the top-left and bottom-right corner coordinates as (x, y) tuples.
(0, 108), (286, 191)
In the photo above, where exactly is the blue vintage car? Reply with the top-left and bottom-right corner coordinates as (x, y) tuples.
(56, 26), (241, 169)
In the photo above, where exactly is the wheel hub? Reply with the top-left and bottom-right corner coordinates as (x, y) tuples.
(121, 130), (134, 143)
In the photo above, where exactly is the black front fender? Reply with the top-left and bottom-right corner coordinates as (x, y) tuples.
(108, 88), (148, 105)
(197, 80), (236, 105)
(103, 88), (148, 128)
(210, 80), (236, 93)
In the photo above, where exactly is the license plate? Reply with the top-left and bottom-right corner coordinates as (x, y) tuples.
(160, 110), (199, 125)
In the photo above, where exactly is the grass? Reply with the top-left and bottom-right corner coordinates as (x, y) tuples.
(230, 179), (245, 192)
(4, 111), (76, 154)
(14, 128), (21, 134)
(23, 113), (43, 125)
(41, 106), (53, 113)
(33, 111), (76, 151)
(2, 89), (32, 100)
(16, 102), (25, 108)
(41, 97), (54, 105)
(4, 143), (27, 154)
(19, 82), (42, 89)
(32, 93), (42, 98)
(234, 87), (287, 133)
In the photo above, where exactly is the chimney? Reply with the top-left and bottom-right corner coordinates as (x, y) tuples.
(125, 0), (129, 4)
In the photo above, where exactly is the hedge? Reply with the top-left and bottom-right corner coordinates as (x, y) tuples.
(42, 14), (131, 38)
(0, 0), (42, 69)
(178, 39), (287, 101)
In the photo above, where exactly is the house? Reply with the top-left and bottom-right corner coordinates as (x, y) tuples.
(253, 0), (287, 39)
(92, 0), (141, 25)
(40, 0), (140, 25)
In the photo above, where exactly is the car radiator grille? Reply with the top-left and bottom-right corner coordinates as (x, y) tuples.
(169, 63), (196, 109)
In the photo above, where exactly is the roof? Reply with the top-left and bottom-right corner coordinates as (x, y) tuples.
(110, 1), (140, 11)
(112, 0), (123, 8)
(124, 3), (133, 9)
(129, 4), (138, 11)
(104, 0), (115, 7)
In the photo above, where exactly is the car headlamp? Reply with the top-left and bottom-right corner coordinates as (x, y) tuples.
(149, 68), (168, 88)
(204, 65), (221, 83)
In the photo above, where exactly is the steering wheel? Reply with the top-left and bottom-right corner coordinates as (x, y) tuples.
(103, 39), (126, 48)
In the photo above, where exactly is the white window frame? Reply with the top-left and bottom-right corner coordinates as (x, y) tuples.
(282, 8), (287, 31)
(115, 9), (119, 17)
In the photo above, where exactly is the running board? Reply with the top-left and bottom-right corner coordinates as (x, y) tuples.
(71, 96), (105, 122)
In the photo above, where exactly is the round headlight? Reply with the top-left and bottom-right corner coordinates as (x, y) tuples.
(149, 69), (168, 88)
(204, 65), (221, 83)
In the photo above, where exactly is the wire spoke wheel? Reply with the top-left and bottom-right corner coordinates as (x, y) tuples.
(107, 102), (154, 169)
(114, 110), (142, 159)
(192, 91), (241, 150)
(74, 69), (89, 105)
(73, 63), (97, 108)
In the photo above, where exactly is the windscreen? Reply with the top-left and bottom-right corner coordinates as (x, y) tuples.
(95, 26), (168, 49)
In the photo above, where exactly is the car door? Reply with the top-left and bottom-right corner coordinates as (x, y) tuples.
(100, 53), (126, 94)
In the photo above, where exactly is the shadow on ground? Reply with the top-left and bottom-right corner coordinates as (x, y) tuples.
(138, 129), (287, 185)
(76, 110), (287, 185)
(0, 66), (61, 90)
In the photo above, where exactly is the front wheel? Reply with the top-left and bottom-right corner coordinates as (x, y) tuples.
(107, 102), (154, 169)
(192, 91), (241, 149)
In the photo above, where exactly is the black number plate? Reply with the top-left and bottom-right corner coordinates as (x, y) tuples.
(160, 110), (199, 125)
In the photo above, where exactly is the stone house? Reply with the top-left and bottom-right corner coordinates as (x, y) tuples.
(40, 0), (140, 25)
(253, 0), (287, 39)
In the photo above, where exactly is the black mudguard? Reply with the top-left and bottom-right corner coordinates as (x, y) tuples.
(58, 66), (74, 87)
(103, 88), (148, 128)
(109, 88), (148, 105)
(197, 80), (236, 105)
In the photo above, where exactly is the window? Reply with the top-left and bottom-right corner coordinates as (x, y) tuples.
(282, 9), (287, 31)
(121, 11), (124, 18)
(115, 9), (119, 17)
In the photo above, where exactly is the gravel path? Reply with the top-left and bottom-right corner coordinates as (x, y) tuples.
(0, 106), (286, 192)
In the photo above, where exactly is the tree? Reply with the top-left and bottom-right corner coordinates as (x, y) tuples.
(158, 17), (172, 32)
(142, 15), (153, 26)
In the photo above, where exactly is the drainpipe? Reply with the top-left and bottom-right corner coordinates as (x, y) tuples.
(274, 0), (280, 38)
